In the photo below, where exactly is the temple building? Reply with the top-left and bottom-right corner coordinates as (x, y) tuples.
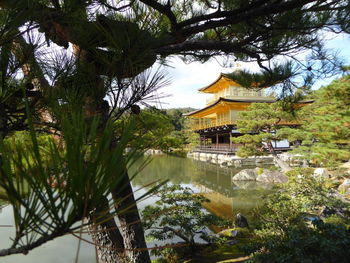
(185, 73), (309, 154)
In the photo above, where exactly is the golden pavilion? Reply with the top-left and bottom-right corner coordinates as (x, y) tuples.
(185, 73), (310, 153)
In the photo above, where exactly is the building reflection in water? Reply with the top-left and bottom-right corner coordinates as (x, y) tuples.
(190, 159), (273, 223)
(131, 155), (273, 224)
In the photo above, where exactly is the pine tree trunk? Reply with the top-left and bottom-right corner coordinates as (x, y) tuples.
(74, 36), (151, 263)
(113, 173), (151, 263)
(267, 141), (291, 172)
(88, 197), (127, 263)
(84, 98), (150, 263)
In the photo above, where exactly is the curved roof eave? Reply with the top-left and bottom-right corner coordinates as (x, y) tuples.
(198, 73), (240, 93)
(184, 97), (277, 116)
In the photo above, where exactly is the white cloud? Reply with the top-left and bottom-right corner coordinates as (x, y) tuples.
(156, 57), (260, 109)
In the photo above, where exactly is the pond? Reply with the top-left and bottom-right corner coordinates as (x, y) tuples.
(0, 155), (271, 263)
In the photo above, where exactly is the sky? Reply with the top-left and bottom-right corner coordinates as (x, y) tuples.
(156, 33), (350, 110)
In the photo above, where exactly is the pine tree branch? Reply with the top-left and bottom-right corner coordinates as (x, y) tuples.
(0, 230), (67, 257)
(176, 0), (271, 28)
(138, 0), (178, 29)
(163, 226), (191, 244)
(97, 0), (135, 12)
(180, 0), (316, 38)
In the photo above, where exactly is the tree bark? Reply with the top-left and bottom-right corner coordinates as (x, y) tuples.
(75, 30), (151, 260)
(113, 172), (151, 263)
(267, 141), (291, 172)
(82, 96), (151, 263)
(88, 196), (127, 263)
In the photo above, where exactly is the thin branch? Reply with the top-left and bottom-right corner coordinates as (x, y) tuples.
(0, 230), (66, 256)
(138, 0), (178, 29)
(97, 0), (135, 12)
(179, 0), (315, 38)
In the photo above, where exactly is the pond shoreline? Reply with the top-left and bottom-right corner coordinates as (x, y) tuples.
(187, 151), (275, 167)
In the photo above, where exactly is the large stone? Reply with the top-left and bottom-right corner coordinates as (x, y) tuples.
(218, 155), (228, 165)
(256, 170), (288, 183)
(313, 168), (330, 179)
(232, 169), (257, 181)
(199, 152), (206, 158)
(278, 153), (293, 162)
(232, 181), (272, 190)
(211, 157), (218, 164)
(225, 156), (235, 165)
(338, 179), (350, 195)
(207, 156), (213, 162)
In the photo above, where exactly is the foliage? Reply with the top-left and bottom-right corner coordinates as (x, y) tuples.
(232, 75), (350, 168)
(166, 108), (190, 131)
(142, 184), (227, 260)
(123, 108), (175, 150)
(2, 131), (52, 166)
(116, 108), (196, 152)
(245, 172), (350, 263)
(291, 76), (350, 167)
(0, 110), (149, 255)
(232, 102), (295, 157)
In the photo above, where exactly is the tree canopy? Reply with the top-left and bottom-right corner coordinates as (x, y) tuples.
(292, 75), (350, 167)
(232, 102), (295, 156)
(232, 75), (350, 168)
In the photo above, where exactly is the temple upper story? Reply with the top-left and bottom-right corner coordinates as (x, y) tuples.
(199, 73), (275, 105)
(185, 73), (277, 131)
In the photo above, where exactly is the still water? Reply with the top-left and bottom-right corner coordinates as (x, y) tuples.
(0, 155), (270, 263)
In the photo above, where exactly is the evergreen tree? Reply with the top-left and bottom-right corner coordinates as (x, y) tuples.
(292, 76), (350, 167)
(232, 76), (350, 169)
(232, 102), (298, 170)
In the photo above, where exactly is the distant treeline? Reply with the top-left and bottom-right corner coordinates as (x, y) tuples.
(115, 107), (199, 152)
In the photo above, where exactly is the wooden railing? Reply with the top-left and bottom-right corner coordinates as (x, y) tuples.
(190, 117), (235, 130)
(190, 118), (299, 131)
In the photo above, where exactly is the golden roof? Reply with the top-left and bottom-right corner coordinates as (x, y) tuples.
(185, 98), (276, 118)
(185, 98), (313, 118)
(198, 73), (241, 93)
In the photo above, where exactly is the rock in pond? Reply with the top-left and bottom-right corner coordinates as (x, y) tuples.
(232, 169), (257, 181)
(256, 170), (288, 183)
(232, 180), (272, 190)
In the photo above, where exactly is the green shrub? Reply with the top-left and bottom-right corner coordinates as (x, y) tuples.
(142, 184), (229, 261)
(245, 170), (350, 263)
